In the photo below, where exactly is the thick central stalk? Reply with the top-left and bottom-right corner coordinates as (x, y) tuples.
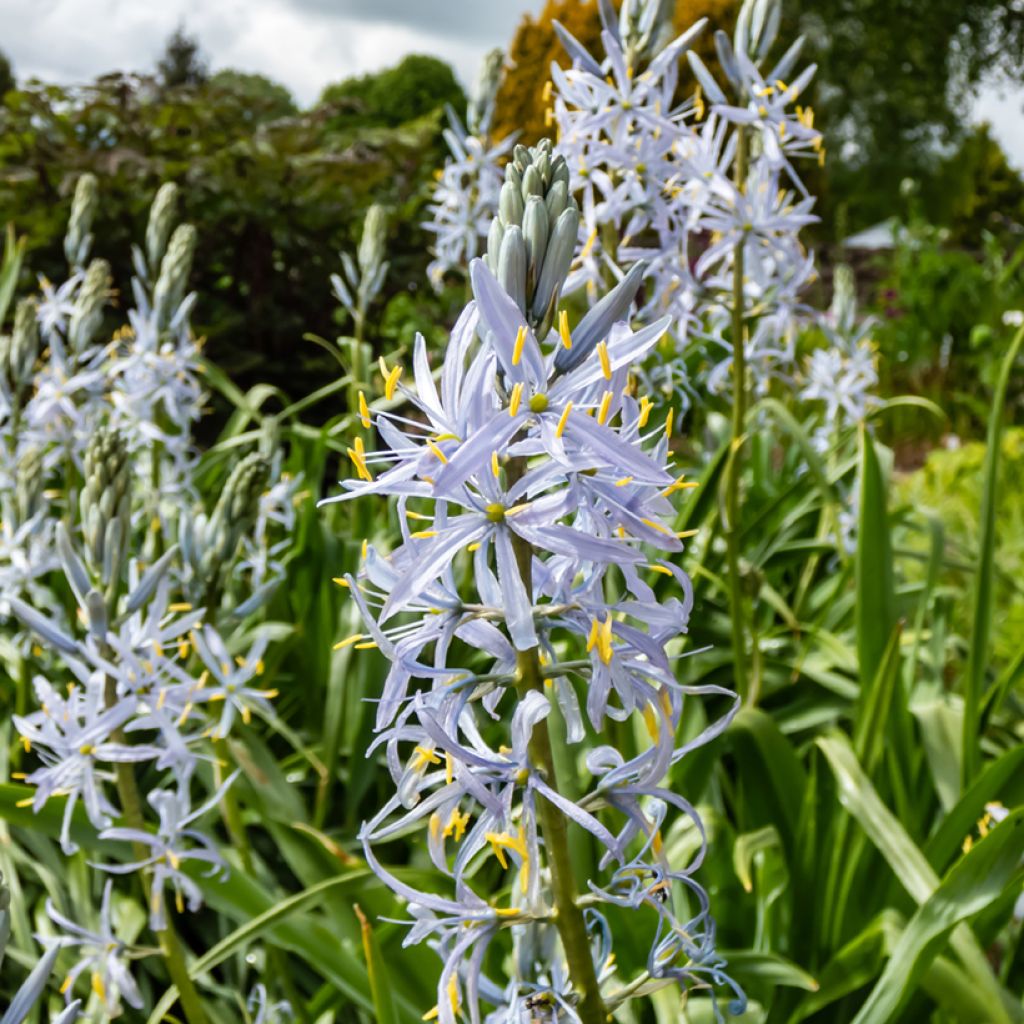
(506, 460), (606, 1024)
(724, 125), (751, 703)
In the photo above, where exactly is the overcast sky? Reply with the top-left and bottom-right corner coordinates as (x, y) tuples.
(3, 0), (1022, 167)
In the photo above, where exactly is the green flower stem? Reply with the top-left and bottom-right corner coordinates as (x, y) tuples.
(211, 736), (310, 1024)
(102, 674), (209, 1024)
(507, 459), (606, 1024)
(724, 124), (751, 704)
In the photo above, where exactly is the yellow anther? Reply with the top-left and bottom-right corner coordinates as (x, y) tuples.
(555, 401), (573, 438)
(333, 633), (364, 650)
(599, 615), (614, 665)
(641, 517), (673, 536)
(649, 564), (674, 576)
(558, 309), (573, 350)
(445, 752), (455, 785)
(662, 476), (698, 496)
(348, 446), (372, 481)
(509, 382), (524, 417)
(484, 828), (528, 872)
(412, 745), (441, 772)
(357, 390), (371, 429)
(412, 529), (438, 539)
(444, 808), (470, 842)
(79, 744), (95, 756)
(167, 602), (193, 613)
(353, 641), (378, 650)
(676, 528), (699, 539)
(596, 390), (614, 426)
(426, 439), (449, 465)
(642, 701), (660, 742)
(693, 86), (705, 121)
(638, 395), (654, 428)
(597, 340), (612, 380)
(332, 576), (349, 587)
(381, 361), (403, 400)
(91, 972), (107, 1001)
(512, 325), (527, 366)
(542, 80), (553, 101)
(665, 407), (674, 438)
(615, 476), (634, 487)
(491, 451), (501, 477)
(579, 228), (598, 261)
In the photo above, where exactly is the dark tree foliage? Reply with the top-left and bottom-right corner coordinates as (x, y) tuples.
(157, 24), (209, 89)
(0, 65), (462, 422)
(790, 0), (1024, 230)
(0, 50), (13, 98)
(207, 70), (298, 122)
(319, 54), (465, 129)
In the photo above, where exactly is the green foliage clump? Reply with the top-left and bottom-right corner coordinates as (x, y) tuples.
(896, 429), (1024, 666)
(866, 222), (1024, 435)
(319, 54), (465, 130)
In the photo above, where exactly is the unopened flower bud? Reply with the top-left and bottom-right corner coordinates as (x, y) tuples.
(146, 182), (181, 274)
(79, 426), (132, 585)
(67, 258), (111, 353)
(153, 224), (197, 331)
(64, 173), (98, 268)
(9, 297), (39, 391)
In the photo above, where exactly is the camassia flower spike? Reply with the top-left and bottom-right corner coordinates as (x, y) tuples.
(323, 140), (744, 1024)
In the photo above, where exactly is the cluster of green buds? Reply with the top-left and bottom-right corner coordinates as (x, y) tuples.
(153, 224), (198, 331)
(332, 203), (390, 346)
(617, 0), (676, 70)
(145, 181), (181, 275)
(181, 452), (270, 607)
(15, 446), (45, 525)
(484, 139), (579, 341)
(64, 173), (99, 269)
(79, 426), (133, 604)
(67, 258), (111, 354)
(466, 46), (505, 136)
(3, 298), (40, 401)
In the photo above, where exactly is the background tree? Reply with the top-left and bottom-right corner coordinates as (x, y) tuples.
(319, 54), (465, 130)
(157, 23), (209, 89)
(0, 50), (13, 98)
(788, 0), (1024, 231)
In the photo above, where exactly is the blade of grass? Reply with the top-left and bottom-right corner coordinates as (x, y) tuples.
(354, 905), (399, 1024)
(963, 324), (1024, 786)
(855, 428), (896, 690)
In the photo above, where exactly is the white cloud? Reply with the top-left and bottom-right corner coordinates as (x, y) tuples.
(0, 0), (539, 103)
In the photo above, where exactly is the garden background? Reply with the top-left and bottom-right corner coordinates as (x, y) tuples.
(0, 0), (1023, 1022)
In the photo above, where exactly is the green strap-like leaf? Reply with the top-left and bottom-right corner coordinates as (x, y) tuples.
(963, 323), (1024, 785)
(817, 734), (1017, 1023)
(850, 808), (1024, 1024)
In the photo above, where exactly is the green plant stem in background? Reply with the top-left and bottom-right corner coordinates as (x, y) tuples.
(962, 323), (1024, 787)
(724, 125), (751, 704)
(508, 460), (606, 1024)
(103, 674), (210, 1024)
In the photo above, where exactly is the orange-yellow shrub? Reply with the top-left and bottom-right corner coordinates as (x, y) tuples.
(492, 0), (738, 146)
